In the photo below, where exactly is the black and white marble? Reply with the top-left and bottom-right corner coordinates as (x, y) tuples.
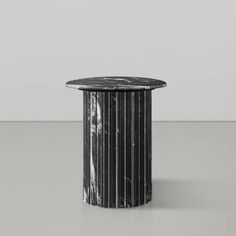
(66, 76), (166, 91)
(66, 76), (167, 208)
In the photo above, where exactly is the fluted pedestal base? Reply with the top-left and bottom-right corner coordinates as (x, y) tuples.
(83, 90), (152, 208)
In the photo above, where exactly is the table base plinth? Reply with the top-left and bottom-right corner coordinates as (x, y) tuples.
(83, 90), (152, 208)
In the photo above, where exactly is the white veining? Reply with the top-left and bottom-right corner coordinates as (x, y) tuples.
(96, 101), (102, 131)
(90, 93), (98, 203)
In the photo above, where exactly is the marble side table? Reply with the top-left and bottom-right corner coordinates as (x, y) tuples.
(66, 76), (166, 208)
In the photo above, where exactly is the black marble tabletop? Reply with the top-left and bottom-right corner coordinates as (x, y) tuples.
(66, 76), (166, 91)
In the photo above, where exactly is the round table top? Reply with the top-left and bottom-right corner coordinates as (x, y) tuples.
(66, 76), (167, 91)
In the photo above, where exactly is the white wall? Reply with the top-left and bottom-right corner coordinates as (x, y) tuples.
(0, 0), (235, 121)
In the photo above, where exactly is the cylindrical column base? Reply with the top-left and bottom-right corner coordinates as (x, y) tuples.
(83, 90), (152, 208)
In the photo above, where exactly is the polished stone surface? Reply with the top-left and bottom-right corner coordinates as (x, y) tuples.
(66, 76), (167, 91)
(83, 91), (152, 208)
(66, 76), (167, 208)
(0, 122), (235, 236)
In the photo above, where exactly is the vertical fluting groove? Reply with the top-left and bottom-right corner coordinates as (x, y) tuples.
(139, 91), (144, 205)
(95, 92), (99, 205)
(126, 92), (131, 207)
(147, 91), (152, 201)
(115, 92), (119, 208)
(87, 92), (91, 204)
(119, 92), (124, 208)
(103, 92), (109, 207)
(110, 92), (116, 207)
(83, 92), (87, 202)
(131, 92), (135, 206)
(94, 92), (98, 206)
(100, 92), (103, 206)
(107, 92), (111, 207)
(83, 90), (152, 208)
(138, 91), (141, 205)
(89, 93), (93, 204)
(102, 92), (105, 207)
(123, 92), (127, 207)
(143, 91), (147, 203)
(90, 92), (97, 205)
(134, 92), (138, 206)
(97, 92), (103, 206)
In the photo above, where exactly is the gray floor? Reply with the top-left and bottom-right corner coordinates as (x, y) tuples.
(0, 122), (235, 236)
